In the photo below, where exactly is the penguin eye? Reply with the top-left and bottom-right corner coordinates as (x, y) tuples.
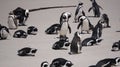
(68, 15), (71, 18)
(62, 15), (66, 19)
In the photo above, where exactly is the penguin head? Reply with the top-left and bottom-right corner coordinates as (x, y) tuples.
(75, 31), (81, 38)
(27, 26), (38, 35)
(115, 57), (120, 66)
(78, 2), (83, 6)
(41, 61), (49, 67)
(111, 42), (120, 51)
(65, 61), (73, 67)
(62, 12), (71, 22)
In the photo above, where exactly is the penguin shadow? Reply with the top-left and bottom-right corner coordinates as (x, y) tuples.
(68, 52), (82, 55)
(116, 30), (120, 32)
(17, 54), (35, 57)
(87, 16), (100, 18)
(57, 48), (68, 50)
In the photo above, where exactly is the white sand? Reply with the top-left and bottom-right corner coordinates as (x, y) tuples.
(0, 0), (120, 67)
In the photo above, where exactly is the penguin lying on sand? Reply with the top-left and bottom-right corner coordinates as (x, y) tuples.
(82, 21), (103, 46)
(41, 58), (73, 67)
(27, 26), (38, 35)
(52, 37), (70, 50)
(69, 31), (82, 55)
(17, 47), (37, 56)
(13, 30), (27, 38)
(111, 40), (120, 51)
(89, 57), (120, 67)
(50, 58), (73, 67)
(0, 24), (10, 40)
(45, 24), (61, 34)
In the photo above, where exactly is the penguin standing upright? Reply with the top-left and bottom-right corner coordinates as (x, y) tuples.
(88, 0), (103, 17)
(8, 12), (18, 29)
(69, 31), (82, 55)
(77, 15), (94, 34)
(100, 13), (111, 28)
(0, 24), (10, 40)
(74, 2), (85, 23)
(59, 12), (71, 40)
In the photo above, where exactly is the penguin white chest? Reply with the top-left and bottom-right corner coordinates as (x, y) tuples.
(60, 22), (68, 36)
(81, 19), (89, 31)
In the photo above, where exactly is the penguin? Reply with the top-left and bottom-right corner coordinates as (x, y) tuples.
(77, 15), (94, 34)
(100, 13), (111, 28)
(89, 57), (120, 67)
(27, 26), (38, 35)
(0, 24), (10, 40)
(41, 61), (49, 67)
(111, 40), (120, 51)
(8, 12), (18, 29)
(52, 37), (70, 50)
(92, 20), (103, 40)
(45, 24), (61, 34)
(88, 0), (103, 17)
(82, 21), (103, 46)
(69, 31), (82, 55)
(74, 2), (85, 23)
(12, 7), (29, 26)
(13, 30), (27, 38)
(17, 47), (37, 56)
(50, 58), (73, 67)
(59, 12), (71, 40)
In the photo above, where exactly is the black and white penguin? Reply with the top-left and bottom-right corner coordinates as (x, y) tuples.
(88, 0), (103, 17)
(100, 13), (111, 28)
(41, 61), (49, 67)
(52, 37), (70, 50)
(27, 26), (38, 35)
(12, 7), (29, 26)
(17, 47), (37, 56)
(77, 15), (94, 34)
(111, 40), (120, 51)
(74, 2), (85, 23)
(0, 24), (10, 40)
(13, 30), (27, 38)
(69, 31), (82, 55)
(59, 12), (71, 39)
(82, 22), (103, 46)
(89, 57), (120, 67)
(45, 24), (61, 34)
(8, 12), (18, 30)
(50, 58), (73, 67)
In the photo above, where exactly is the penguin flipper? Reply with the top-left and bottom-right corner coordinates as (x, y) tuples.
(68, 25), (71, 33)
(88, 7), (93, 12)
(82, 11), (86, 16)
(77, 21), (82, 29)
(98, 5), (103, 10)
